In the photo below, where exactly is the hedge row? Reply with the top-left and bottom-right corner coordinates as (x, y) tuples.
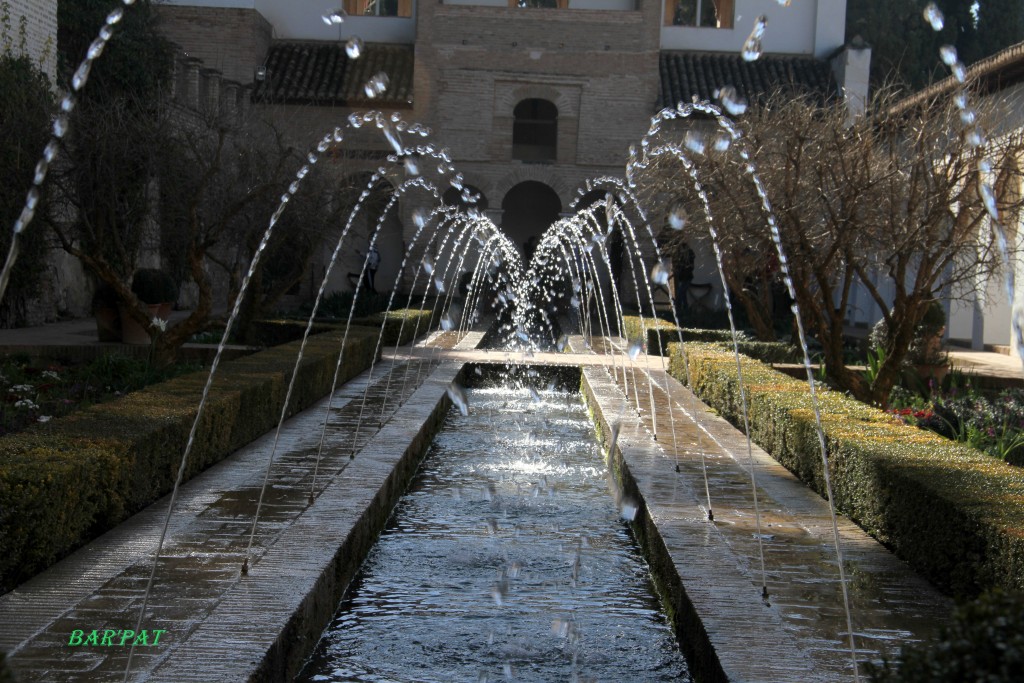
(667, 342), (1024, 597)
(0, 329), (381, 592)
(255, 308), (436, 348)
(621, 316), (799, 363)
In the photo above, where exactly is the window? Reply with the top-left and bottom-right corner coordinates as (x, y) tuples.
(509, 0), (568, 8)
(664, 0), (732, 27)
(513, 99), (558, 162)
(343, 0), (413, 17)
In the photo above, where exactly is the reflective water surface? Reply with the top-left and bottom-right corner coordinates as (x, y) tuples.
(297, 384), (691, 682)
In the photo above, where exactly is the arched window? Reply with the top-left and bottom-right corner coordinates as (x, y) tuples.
(513, 99), (558, 162)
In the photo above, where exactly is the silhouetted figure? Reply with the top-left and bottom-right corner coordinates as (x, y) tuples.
(347, 241), (382, 293)
(674, 242), (695, 319)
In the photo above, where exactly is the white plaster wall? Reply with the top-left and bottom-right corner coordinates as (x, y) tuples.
(660, 0), (845, 58)
(1, 0), (58, 81)
(157, 0), (416, 42)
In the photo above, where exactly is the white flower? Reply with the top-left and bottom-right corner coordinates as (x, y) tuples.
(151, 317), (168, 332)
(11, 384), (34, 394)
(41, 370), (60, 381)
(37, 415), (52, 423)
(15, 399), (38, 410)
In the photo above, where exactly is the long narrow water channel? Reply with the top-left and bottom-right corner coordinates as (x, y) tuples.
(297, 377), (691, 682)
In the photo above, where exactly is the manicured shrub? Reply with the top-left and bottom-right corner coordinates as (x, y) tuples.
(668, 342), (1024, 597)
(0, 330), (378, 592)
(622, 316), (798, 362)
(867, 590), (1024, 682)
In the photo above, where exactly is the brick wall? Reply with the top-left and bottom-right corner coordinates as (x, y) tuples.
(154, 5), (271, 86)
(1, 0), (57, 81)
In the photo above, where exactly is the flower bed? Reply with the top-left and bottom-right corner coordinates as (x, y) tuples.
(668, 342), (1024, 597)
(0, 354), (201, 437)
(0, 329), (380, 592)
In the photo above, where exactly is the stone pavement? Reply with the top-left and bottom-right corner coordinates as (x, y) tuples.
(0, 330), (954, 682)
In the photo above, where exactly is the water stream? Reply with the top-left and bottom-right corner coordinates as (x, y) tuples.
(296, 377), (691, 683)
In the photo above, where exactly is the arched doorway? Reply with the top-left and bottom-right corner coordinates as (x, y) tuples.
(501, 181), (561, 258)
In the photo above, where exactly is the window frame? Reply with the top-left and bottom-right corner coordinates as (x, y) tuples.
(663, 0), (733, 28)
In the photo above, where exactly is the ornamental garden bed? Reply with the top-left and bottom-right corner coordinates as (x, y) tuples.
(0, 310), (434, 593)
(668, 342), (1024, 597)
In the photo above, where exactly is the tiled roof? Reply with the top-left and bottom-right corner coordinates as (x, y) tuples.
(657, 51), (837, 111)
(252, 41), (414, 107)
(889, 41), (1024, 117)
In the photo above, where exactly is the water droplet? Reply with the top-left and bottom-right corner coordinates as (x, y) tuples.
(381, 120), (403, 154)
(99, 25), (114, 41)
(668, 205), (687, 230)
(717, 85), (747, 115)
(404, 156), (420, 176)
(741, 16), (767, 61)
(628, 339), (643, 360)
(435, 276), (446, 293)
(952, 61), (967, 83)
(712, 131), (732, 152)
(25, 187), (40, 211)
(441, 312), (455, 331)
(33, 159), (48, 184)
(923, 2), (944, 31)
(650, 261), (670, 286)
(363, 72), (390, 98)
(43, 141), (58, 163)
(296, 165), (310, 180)
(939, 44), (957, 66)
(684, 130), (705, 155)
(979, 181), (999, 220)
(412, 208), (428, 228)
(422, 255), (434, 275)
(345, 36), (364, 59)
(620, 499), (638, 521)
(953, 90), (968, 109)
(959, 108), (977, 126)
(87, 37), (107, 60)
(557, 335), (568, 352)
(52, 114), (68, 138)
(451, 173), (464, 191)
(106, 7), (125, 24)
(491, 576), (510, 605)
(322, 9), (346, 24)
(965, 127), (985, 148)
(348, 113), (363, 128)
(317, 138), (330, 153)
(307, 152), (318, 164)
(570, 295), (580, 308)
(447, 382), (469, 415)
(529, 387), (541, 403)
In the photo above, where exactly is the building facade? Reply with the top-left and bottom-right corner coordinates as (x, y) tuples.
(154, 0), (866, 300)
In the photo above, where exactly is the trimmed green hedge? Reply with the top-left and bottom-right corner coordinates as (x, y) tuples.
(254, 308), (435, 348)
(668, 342), (1024, 597)
(0, 330), (379, 592)
(622, 316), (799, 363)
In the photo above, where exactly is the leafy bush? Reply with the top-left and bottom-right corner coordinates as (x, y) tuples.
(668, 342), (1024, 597)
(308, 290), (393, 320)
(0, 330), (378, 591)
(867, 591), (1024, 682)
(870, 300), (947, 366)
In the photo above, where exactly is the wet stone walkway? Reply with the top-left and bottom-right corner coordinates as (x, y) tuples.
(577, 335), (953, 682)
(0, 332), (479, 682)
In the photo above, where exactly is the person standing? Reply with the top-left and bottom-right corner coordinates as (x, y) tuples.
(673, 242), (695, 318)
(365, 242), (381, 293)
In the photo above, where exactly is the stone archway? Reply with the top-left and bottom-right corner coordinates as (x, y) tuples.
(500, 181), (562, 259)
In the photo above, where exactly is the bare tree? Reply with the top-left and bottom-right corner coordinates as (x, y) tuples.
(635, 91), (1024, 405)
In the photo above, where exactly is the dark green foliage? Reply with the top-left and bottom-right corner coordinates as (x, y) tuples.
(57, 0), (172, 102)
(668, 342), (1024, 597)
(621, 317), (798, 361)
(0, 54), (55, 327)
(868, 590), (1024, 682)
(310, 289), (395, 320)
(130, 268), (177, 304)
(847, 0), (1024, 90)
(0, 331), (378, 592)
